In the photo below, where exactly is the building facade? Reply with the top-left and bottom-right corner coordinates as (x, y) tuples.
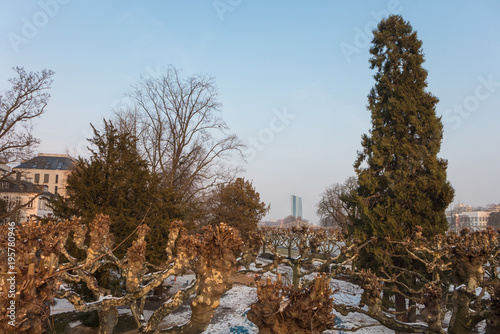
(447, 211), (490, 232)
(290, 195), (303, 218)
(13, 153), (74, 197)
(0, 178), (53, 223)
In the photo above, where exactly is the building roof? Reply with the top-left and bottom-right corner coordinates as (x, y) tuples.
(0, 179), (47, 194)
(14, 153), (74, 171)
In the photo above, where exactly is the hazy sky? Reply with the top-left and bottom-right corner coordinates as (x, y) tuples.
(1, 1), (499, 222)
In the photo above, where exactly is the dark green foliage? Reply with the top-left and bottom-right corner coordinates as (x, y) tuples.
(349, 15), (454, 244)
(344, 16), (455, 285)
(489, 211), (500, 230)
(50, 120), (182, 263)
(210, 177), (269, 236)
(345, 17), (455, 324)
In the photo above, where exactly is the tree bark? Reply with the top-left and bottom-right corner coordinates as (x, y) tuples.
(395, 293), (407, 334)
(485, 317), (500, 334)
(408, 299), (417, 323)
(97, 307), (118, 334)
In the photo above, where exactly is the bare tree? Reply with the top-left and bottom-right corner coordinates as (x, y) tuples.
(317, 176), (356, 231)
(0, 67), (54, 166)
(0, 67), (53, 221)
(115, 66), (244, 204)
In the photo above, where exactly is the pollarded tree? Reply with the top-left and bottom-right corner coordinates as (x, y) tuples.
(348, 15), (454, 325)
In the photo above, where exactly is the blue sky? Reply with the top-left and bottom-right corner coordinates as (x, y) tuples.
(1, 1), (499, 221)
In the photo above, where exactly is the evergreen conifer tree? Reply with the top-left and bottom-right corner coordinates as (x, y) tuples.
(210, 177), (269, 237)
(51, 120), (182, 262)
(347, 16), (455, 324)
(350, 15), (454, 242)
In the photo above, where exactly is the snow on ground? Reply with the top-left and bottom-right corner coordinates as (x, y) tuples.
(327, 279), (394, 334)
(50, 264), (395, 333)
(51, 266), (393, 333)
(51, 297), (75, 315)
(204, 285), (258, 334)
(69, 321), (82, 328)
(51, 275), (197, 316)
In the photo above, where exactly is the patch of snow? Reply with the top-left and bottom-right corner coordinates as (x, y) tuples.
(205, 285), (258, 334)
(51, 298), (76, 315)
(328, 279), (394, 334)
(69, 321), (82, 328)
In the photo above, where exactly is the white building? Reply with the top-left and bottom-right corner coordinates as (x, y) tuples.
(461, 211), (490, 231)
(448, 211), (490, 232)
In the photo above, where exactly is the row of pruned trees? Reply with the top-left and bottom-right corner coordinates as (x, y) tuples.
(0, 215), (246, 334)
(255, 225), (500, 334)
(1, 215), (499, 333)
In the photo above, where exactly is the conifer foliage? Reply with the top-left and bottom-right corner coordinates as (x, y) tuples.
(210, 177), (269, 236)
(350, 15), (454, 241)
(51, 119), (182, 261)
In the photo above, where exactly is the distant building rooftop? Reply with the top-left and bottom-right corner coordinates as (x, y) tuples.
(0, 179), (47, 194)
(14, 153), (74, 171)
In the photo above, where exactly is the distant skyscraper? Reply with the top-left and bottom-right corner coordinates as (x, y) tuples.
(290, 195), (303, 218)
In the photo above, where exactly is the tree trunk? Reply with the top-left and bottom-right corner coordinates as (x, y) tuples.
(448, 292), (474, 334)
(382, 290), (391, 309)
(485, 317), (500, 334)
(291, 262), (301, 289)
(394, 293), (407, 334)
(97, 307), (118, 334)
(130, 301), (144, 328)
(407, 299), (417, 323)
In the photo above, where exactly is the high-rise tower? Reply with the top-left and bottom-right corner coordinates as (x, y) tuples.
(290, 195), (303, 218)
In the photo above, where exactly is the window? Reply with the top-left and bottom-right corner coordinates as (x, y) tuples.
(55, 174), (59, 184)
(54, 186), (58, 194)
(56, 162), (63, 170)
(43, 174), (49, 183)
(34, 174), (40, 184)
(27, 200), (33, 208)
